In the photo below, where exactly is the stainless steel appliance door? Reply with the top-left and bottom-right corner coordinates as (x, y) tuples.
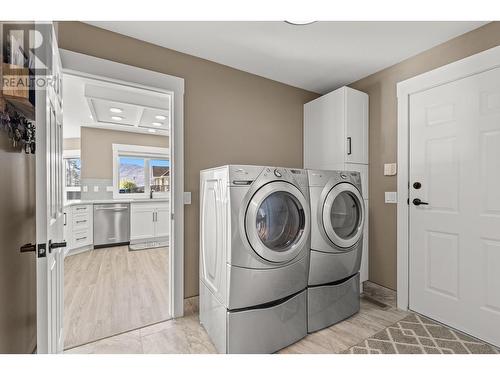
(322, 183), (364, 249)
(245, 181), (310, 264)
(93, 204), (130, 246)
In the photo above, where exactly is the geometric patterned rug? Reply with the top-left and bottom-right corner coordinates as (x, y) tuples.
(346, 313), (500, 354)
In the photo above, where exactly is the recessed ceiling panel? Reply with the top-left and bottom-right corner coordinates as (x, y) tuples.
(139, 108), (170, 130)
(63, 75), (172, 137)
(88, 98), (142, 126)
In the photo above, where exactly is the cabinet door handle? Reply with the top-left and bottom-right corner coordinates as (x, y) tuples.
(347, 137), (352, 155)
(64, 213), (67, 226)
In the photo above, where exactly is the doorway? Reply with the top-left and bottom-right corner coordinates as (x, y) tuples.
(58, 50), (184, 350)
(397, 45), (500, 348)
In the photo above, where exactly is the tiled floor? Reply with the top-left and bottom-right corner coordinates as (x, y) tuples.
(65, 282), (497, 354)
(65, 297), (213, 354)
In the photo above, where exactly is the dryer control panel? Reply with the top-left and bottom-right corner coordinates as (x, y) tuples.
(307, 169), (362, 190)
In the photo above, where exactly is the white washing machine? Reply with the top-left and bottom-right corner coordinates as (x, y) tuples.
(199, 165), (311, 353)
(307, 169), (365, 332)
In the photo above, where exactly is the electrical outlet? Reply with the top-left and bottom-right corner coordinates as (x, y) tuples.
(184, 192), (192, 205)
(93, 185), (99, 192)
(82, 185), (88, 193)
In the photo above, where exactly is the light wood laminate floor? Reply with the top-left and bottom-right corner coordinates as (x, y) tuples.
(65, 282), (409, 354)
(64, 245), (170, 349)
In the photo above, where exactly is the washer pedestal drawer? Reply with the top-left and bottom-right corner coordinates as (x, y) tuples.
(227, 289), (307, 353)
(307, 273), (360, 333)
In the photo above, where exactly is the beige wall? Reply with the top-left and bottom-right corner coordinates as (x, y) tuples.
(0, 126), (37, 353)
(0, 37), (36, 353)
(350, 22), (500, 290)
(63, 137), (81, 151)
(58, 21), (319, 297)
(80, 127), (168, 179)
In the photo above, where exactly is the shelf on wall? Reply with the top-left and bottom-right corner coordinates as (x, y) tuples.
(1, 63), (35, 120)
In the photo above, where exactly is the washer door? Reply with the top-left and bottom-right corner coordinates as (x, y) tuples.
(322, 182), (364, 249)
(246, 181), (310, 263)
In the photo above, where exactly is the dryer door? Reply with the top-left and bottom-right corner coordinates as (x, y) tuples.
(322, 182), (364, 249)
(246, 181), (310, 263)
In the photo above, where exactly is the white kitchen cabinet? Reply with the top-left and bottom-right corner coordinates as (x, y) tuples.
(304, 86), (369, 285)
(130, 201), (170, 242)
(130, 204), (156, 241)
(63, 204), (93, 256)
(304, 86), (369, 168)
(155, 204), (170, 238)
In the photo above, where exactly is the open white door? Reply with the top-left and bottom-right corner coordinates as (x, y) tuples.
(35, 23), (65, 354)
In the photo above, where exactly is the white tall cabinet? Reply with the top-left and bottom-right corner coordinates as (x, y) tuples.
(304, 86), (369, 285)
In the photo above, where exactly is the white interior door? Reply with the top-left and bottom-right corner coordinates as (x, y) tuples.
(36, 24), (65, 354)
(409, 66), (500, 347)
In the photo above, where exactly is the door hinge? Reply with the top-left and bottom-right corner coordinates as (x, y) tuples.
(407, 198), (409, 205)
(171, 213), (174, 220)
(38, 243), (47, 258)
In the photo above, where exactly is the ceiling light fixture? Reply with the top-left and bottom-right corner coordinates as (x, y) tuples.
(284, 20), (317, 26)
(110, 107), (123, 113)
(148, 129), (156, 133)
(155, 115), (167, 120)
(111, 116), (123, 121)
(152, 122), (163, 127)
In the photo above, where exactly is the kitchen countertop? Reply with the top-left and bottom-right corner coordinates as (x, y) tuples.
(64, 198), (169, 208)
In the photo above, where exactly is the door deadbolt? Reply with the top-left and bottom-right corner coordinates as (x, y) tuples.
(413, 182), (422, 189)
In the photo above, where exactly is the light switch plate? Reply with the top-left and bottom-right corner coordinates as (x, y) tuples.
(82, 185), (88, 193)
(106, 186), (113, 192)
(384, 163), (397, 176)
(184, 192), (192, 205)
(385, 192), (397, 203)
(93, 185), (99, 192)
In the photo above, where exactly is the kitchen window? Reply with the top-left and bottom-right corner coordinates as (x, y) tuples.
(113, 144), (170, 199)
(64, 150), (81, 202)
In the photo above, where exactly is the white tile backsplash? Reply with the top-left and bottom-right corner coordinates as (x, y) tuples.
(81, 178), (113, 200)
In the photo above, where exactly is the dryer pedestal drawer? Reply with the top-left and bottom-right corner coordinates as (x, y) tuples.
(308, 242), (362, 286)
(227, 254), (308, 310)
(227, 290), (307, 354)
(307, 273), (360, 333)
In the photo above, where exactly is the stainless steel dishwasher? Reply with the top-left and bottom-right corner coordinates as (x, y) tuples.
(93, 203), (130, 248)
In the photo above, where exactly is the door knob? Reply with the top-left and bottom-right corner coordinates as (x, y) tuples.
(20, 243), (36, 253)
(413, 198), (429, 206)
(48, 240), (67, 253)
